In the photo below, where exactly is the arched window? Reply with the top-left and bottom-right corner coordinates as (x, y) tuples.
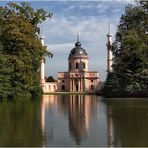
(49, 85), (51, 91)
(76, 63), (78, 69)
(62, 85), (65, 91)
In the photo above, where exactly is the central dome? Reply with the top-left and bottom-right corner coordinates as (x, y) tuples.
(69, 41), (88, 58)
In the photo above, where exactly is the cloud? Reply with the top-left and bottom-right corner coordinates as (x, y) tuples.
(114, 0), (135, 3)
(62, 1), (121, 16)
(64, 5), (75, 11)
(64, 2), (95, 11)
(47, 43), (74, 52)
(96, 3), (110, 13)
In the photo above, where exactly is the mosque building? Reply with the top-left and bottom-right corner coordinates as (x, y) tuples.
(40, 31), (113, 93)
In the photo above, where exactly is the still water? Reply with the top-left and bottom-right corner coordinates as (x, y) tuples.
(0, 95), (148, 147)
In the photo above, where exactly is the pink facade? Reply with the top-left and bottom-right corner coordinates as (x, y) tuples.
(58, 71), (99, 93)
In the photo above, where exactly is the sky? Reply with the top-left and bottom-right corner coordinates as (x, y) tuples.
(1, 0), (135, 81)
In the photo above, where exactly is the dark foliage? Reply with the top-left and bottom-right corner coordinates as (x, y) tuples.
(103, 0), (148, 97)
(0, 2), (53, 99)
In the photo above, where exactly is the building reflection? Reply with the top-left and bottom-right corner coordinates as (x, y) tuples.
(58, 95), (99, 145)
(68, 95), (92, 144)
(41, 95), (99, 146)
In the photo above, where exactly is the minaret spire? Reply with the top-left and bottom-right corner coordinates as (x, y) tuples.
(108, 23), (110, 35)
(107, 23), (113, 73)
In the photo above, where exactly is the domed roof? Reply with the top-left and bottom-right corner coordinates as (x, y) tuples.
(69, 40), (88, 58)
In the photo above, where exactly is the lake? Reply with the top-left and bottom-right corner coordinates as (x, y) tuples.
(0, 95), (148, 147)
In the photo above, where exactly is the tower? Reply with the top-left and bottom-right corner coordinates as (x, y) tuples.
(106, 24), (113, 73)
(68, 35), (88, 92)
(40, 35), (45, 84)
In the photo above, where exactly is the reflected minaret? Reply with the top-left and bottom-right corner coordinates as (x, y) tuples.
(107, 106), (114, 147)
(41, 95), (58, 146)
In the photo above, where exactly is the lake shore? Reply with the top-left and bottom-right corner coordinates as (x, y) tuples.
(100, 91), (148, 98)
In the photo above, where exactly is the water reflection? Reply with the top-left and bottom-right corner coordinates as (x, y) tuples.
(107, 106), (114, 147)
(63, 95), (98, 145)
(0, 99), (43, 147)
(105, 98), (148, 147)
(41, 95), (57, 136)
(2, 95), (147, 146)
(41, 95), (100, 146)
(68, 95), (90, 144)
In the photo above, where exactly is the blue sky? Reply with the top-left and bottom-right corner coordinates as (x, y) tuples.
(1, 0), (135, 81)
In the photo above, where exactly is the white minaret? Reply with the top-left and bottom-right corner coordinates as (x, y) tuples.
(107, 24), (113, 73)
(40, 35), (45, 84)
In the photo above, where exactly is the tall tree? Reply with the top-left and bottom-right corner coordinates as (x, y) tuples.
(103, 0), (148, 96)
(0, 2), (53, 98)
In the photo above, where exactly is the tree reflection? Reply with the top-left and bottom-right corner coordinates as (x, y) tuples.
(0, 99), (42, 147)
(105, 98), (148, 147)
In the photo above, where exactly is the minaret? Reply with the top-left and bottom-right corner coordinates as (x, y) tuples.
(107, 24), (113, 73)
(40, 35), (45, 84)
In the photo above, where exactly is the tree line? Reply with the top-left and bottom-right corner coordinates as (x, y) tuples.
(103, 0), (148, 97)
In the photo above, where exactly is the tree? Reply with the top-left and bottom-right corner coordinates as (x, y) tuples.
(46, 76), (56, 82)
(104, 0), (148, 96)
(0, 2), (53, 99)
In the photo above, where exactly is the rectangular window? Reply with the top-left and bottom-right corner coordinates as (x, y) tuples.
(76, 63), (78, 69)
(83, 63), (85, 69)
